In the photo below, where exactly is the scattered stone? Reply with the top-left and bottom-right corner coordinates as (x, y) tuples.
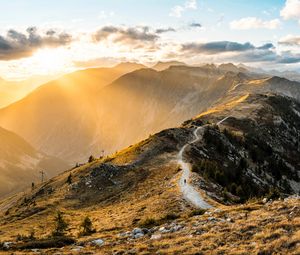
(133, 232), (144, 239)
(208, 217), (217, 221)
(71, 246), (84, 252)
(3, 242), (13, 249)
(90, 239), (104, 247)
(159, 226), (170, 233)
(150, 234), (162, 240)
(131, 228), (145, 239)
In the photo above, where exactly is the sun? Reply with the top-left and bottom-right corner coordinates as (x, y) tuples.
(31, 48), (70, 75)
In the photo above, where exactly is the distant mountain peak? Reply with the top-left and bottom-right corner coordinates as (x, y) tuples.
(152, 61), (186, 71)
(114, 62), (146, 70)
(219, 63), (248, 73)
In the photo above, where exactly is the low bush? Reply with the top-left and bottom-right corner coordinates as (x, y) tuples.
(15, 237), (75, 250)
(139, 217), (159, 228)
(189, 209), (206, 217)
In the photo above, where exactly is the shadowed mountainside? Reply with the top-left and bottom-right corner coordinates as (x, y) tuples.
(0, 126), (69, 198)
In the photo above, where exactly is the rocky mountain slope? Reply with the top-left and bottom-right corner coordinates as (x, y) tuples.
(0, 126), (69, 198)
(0, 91), (299, 254)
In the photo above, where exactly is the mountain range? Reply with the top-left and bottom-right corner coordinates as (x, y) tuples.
(0, 62), (300, 198)
(0, 61), (299, 253)
(1, 63), (300, 165)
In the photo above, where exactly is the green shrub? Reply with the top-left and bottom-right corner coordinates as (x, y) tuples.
(139, 217), (159, 228)
(79, 216), (96, 236)
(88, 155), (96, 163)
(189, 209), (206, 217)
(66, 173), (72, 185)
(160, 213), (179, 221)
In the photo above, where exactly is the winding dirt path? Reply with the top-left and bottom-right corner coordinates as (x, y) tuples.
(178, 117), (230, 208)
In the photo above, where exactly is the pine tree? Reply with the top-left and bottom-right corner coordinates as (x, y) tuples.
(66, 173), (72, 184)
(52, 211), (69, 236)
(80, 216), (95, 236)
(88, 155), (95, 163)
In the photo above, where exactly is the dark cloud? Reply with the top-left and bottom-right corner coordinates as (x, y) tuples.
(93, 26), (159, 44)
(179, 40), (300, 64)
(257, 43), (275, 50)
(189, 22), (202, 28)
(0, 27), (73, 60)
(232, 49), (277, 63)
(155, 27), (176, 34)
(277, 51), (300, 64)
(181, 41), (256, 54)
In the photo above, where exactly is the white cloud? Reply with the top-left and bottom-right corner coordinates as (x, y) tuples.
(279, 35), (300, 46)
(280, 0), (300, 21)
(170, 0), (197, 18)
(230, 17), (281, 30)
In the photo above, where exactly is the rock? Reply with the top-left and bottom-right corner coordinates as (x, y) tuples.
(159, 226), (171, 233)
(130, 228), (145, 239)
(262, 198), (268, 204)
(208, 217), (216, 221)
(132, 228), (143, 235)
(3, 242), (13, 249)
(90, 239), (104, 246)
(71, 246), (84, 252)
(133, 232), (144, 239)
(170, 224), (183, 232)
(226, 218), (233, 223)
(141, 228), (149, 234)
(150, 234), (162, 240)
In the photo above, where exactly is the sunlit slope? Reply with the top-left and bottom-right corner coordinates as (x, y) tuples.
(0, 63), (145, 162)
(0, 126), (68, 198)
(92, 66), (235, 152)
(0, 75), (58, 108)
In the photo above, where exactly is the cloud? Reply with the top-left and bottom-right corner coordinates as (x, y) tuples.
(0, 27), (73, 60)
(93, 26), (159, 44)
(280, 0), (300, 22)
(180, 39), (300, 64)
(181, 41), (273, 54)
(189, 22), (202, 28)
(279, 35), (300, 46)
(155, 27), (176, 34)
(92, 26), (160, 51)
(277, 51), (300, 63)
(230, 17), (281, 30)
(169, 0), (197, 18)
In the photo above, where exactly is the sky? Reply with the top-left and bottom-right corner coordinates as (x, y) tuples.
(1, 0), (300, 80)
